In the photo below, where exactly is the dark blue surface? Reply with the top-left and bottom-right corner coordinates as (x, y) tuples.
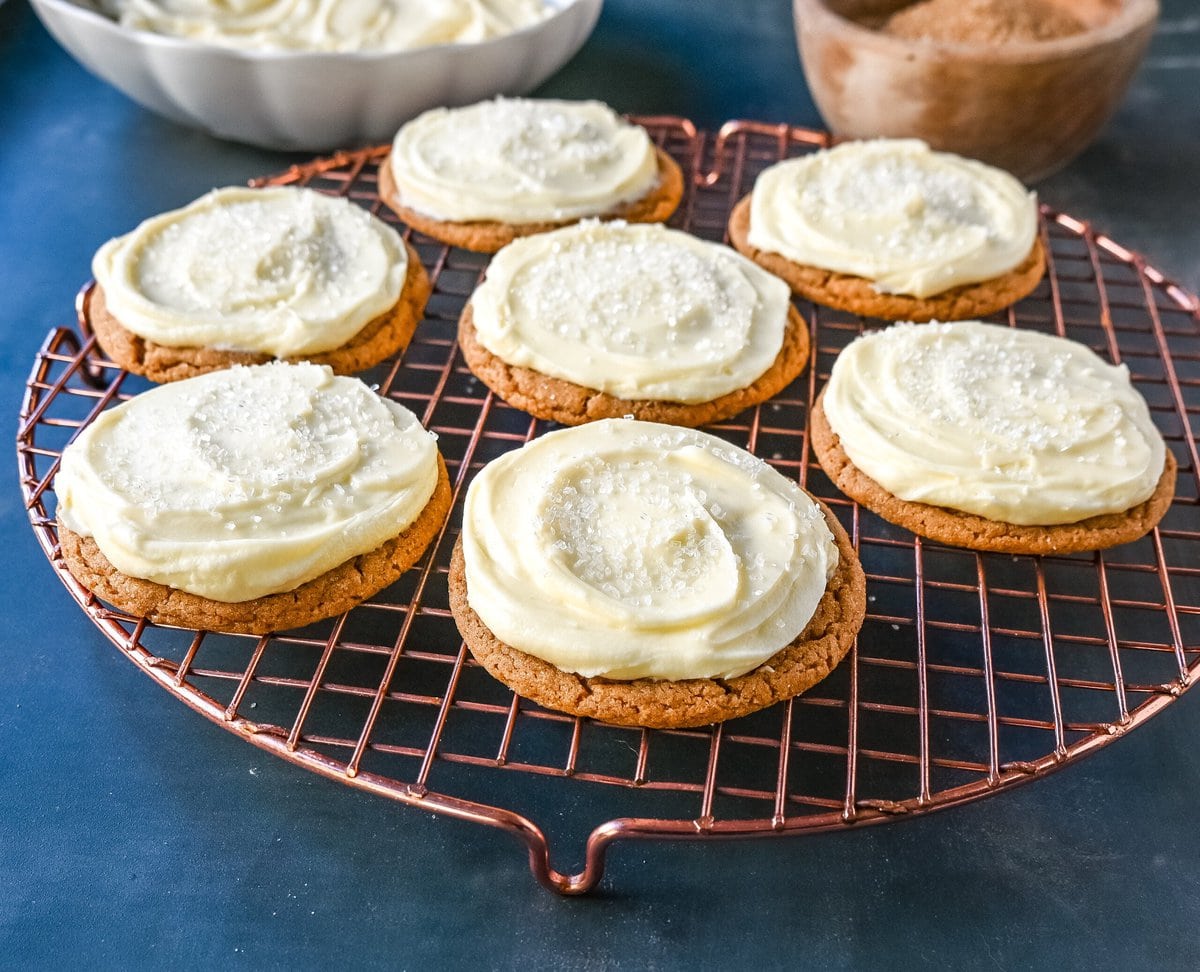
(3, 0), (1199, 967)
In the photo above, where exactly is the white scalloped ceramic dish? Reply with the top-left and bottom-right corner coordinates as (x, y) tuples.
(29, 0), (602, 151)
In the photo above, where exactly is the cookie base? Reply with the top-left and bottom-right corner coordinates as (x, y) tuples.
(457, 302), (810, 427)
(88, 240), (431, 383)
(378, 146), (685, 254)
(448, 502), (867, 729)
(57, 456), (452, 635)
(727, 194), (1046, 322)
(810, 391), (1178, 554)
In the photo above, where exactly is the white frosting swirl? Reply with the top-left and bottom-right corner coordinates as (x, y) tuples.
(748, 139), (1038, 298)
(388, 98), (659, 223)
(92, 186), (409, 358)
(99, 0), (552, 52)
(56, 362), (440, 602)
(462, 419), (839, 681)
(469, 221), (793, 402)
(823, 321), (1166, 525)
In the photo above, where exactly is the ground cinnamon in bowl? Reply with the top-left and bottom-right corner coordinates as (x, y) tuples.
(795, 0), (1157, 179)
(882, 0), (1086, 44)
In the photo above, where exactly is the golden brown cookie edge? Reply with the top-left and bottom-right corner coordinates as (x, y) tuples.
(810, 390), (1178, 554)
(378, 146), (685, 254)
(456, 302), (810, 427)
(88, 239), (431, 383)
(57, 455), (452, 635)
(448, 501), (867, 729)
(727, 193), (1047, 322)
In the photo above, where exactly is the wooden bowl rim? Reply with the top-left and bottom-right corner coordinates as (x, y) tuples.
(793, 0), (1159, 63)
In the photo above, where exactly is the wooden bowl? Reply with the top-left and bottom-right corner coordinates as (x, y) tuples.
(793, 0), (1159, 181)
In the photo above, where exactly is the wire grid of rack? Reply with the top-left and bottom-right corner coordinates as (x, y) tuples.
(17, 119), (1200, 895)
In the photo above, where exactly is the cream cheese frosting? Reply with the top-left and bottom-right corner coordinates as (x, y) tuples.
(823, 321), (1166, 525)
(468, 221), (793, 402)
(56, 362), (440, 602)
(388, 98), (660, 223)
(92, 186), (409, 358)
(462, 419), (839, 681)
(747, 139), (1038, 298)
(99, 0), (551, 52)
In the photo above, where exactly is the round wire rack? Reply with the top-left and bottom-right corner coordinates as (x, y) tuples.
(17, 119), (1200, 895)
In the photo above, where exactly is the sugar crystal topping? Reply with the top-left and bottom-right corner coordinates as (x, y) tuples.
(800, 150), (994, 261)
(822, 321), (1166, 525)
(538, 456), (739, 612)
(470, 221), (792, 403)
(389, 98), (660, 222)
(461, 419), (839, 681)
(55, 362), (439, 602)
(748, 139), (1037, 298)
(92, 186), (407, 357)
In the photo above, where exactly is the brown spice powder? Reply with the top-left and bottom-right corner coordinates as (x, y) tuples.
(881, 0), (1087, 44)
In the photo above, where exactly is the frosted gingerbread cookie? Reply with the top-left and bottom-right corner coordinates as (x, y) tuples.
(459, 220), (809, 426)
(449, 419), (867, 728)
(379, 98), (683, 253)
(55, 362), (451, 634)
(89, 186), (431, 382)
(728, 139), (1046, 321)
(810, 320), (1176, 553)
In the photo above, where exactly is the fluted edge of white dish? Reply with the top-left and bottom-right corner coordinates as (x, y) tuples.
(29, 0), (603, 150)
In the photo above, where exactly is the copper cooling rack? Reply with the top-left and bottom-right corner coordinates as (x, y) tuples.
(18, 119), (1200, 895)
